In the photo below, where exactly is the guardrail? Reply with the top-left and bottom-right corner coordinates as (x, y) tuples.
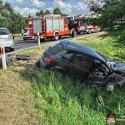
(0, 43), (7, 70)
(37, 32), (41, 49)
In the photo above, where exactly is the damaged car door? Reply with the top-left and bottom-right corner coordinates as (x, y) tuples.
(67, 52), (94, 80)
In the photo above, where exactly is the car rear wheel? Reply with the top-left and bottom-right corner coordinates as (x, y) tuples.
(105, 82), (115, 92)
(71, 31), (75, 37)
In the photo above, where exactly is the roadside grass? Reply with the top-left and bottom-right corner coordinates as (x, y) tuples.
(0, 32), (125, 125)
(30, 33), (125, 125)
(14, 33), (22, 41)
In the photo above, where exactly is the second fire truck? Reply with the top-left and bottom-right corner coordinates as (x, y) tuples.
(74, 16), (100, 34)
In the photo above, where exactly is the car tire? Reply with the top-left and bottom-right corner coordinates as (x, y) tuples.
(105, 82), (115, 92)
(54, 33), (59, 41)
(40, 38), (45, 42)
(71, 31), (75, 37)
(10, 47), (14, 52)
(23, 38), (27, 40)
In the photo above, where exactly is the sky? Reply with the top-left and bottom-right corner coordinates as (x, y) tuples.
(4, 0), (91, 17)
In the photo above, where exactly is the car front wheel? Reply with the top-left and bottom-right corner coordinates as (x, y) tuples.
(105, 82), (115, 92)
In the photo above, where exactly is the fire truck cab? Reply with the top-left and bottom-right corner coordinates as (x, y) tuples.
(74, 16), (88, 34)
(28, 15), (75, 41)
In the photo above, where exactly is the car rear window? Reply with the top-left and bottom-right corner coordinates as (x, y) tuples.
(50, 42), (63, 54)
(0, 29), (11, 35)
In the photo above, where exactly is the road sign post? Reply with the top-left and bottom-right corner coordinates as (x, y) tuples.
(37, 32), (41, 49)
(0, 43), (7, 70)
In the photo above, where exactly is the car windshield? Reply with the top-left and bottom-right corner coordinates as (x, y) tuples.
(0, 29), (11, 35)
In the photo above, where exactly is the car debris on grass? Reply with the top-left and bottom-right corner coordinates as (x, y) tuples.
(0, 54), (31, 66)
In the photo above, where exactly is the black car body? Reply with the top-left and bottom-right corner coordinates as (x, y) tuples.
(39, 40), (125, 91)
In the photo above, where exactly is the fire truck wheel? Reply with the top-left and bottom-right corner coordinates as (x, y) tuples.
(71, 31), (74, 37)
(59, 36), (61, 39)
(40, 38), (45, 42)
(54, 33), (59, 41)
(77, 32), (80, 35)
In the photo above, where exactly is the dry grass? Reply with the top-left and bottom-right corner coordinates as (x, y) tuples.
(0, 47), (47, 125)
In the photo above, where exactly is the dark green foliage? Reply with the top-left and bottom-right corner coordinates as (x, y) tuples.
(36, 9), (51, 17)
(53, 7), (62, 15)
(87, 0), (125, 32)
(0, 0), (27, 33)
(36, 8), (67, 17)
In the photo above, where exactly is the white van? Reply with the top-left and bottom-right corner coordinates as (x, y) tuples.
(23, 28), (34, 40)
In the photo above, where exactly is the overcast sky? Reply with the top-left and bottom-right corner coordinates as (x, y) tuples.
(4, 0), (91, 17)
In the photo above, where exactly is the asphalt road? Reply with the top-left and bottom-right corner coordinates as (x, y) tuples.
(14, 34), (87, 52)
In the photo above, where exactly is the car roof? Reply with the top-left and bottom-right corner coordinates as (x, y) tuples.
(60, 40), (107, 63)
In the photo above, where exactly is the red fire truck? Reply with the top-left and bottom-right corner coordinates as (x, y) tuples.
(74, 16), (100, 34)
(27, 15), (75, 41)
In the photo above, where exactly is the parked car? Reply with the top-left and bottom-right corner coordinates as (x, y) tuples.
(0, 28), (14, 51)
(39, 40), (125, 91)
(23, 28), (35, 40)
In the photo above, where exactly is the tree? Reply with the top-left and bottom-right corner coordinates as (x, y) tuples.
(0, 0), (27, 33)
(36, 12), (40, 17)
(62, 13), (68, 16)
(53, 8), (62, 15)
(45, 10), (50, 15)
(87, 0), (125, 31)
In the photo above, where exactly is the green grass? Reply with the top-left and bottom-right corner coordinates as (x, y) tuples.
(25, 33), (125, 125)
(1, 32), (125, 125)
(14, 33), (23, 41)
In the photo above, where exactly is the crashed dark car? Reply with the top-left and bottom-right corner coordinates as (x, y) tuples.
(39, 40), (125, 91)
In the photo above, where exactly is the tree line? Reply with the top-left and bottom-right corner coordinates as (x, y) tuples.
(0, 0), (28, 34)
(36, 7), (68, 17)
(87, 0), (125, 32)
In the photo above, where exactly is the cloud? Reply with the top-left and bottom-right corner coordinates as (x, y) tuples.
(74, 2), (88, 11)
(45, 7), (53, 12)
(16, 0), (24, 3)
(53, 0), (72, 14)
(31, 0), (45, 8)
(14, 6), (39, 16)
